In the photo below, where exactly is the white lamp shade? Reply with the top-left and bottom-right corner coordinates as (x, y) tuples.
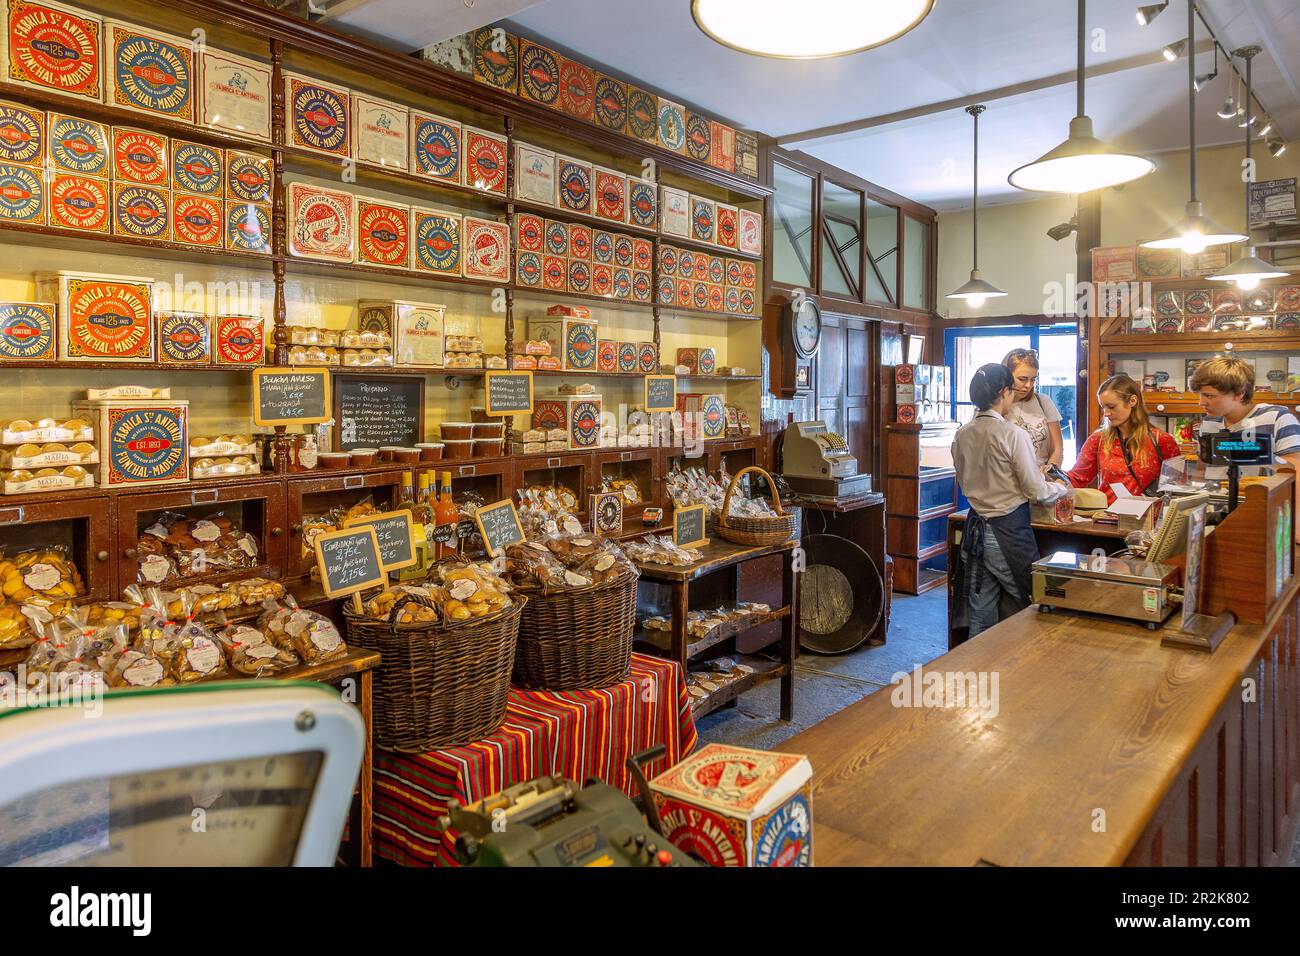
(1140, 201), (1248, 251)
(691, 0), (933, 59)
(1008, 116), (1155, 193)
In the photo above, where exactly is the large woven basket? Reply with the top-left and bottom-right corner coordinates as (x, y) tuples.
(715, 465), (797, 547)
(343, 593), (524, 752)
(512, 566), (638, 691)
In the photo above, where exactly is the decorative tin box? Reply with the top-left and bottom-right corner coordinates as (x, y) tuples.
(627, 179), (657, 230)
(724, 287), (741, 314)
(632, 237), (653, 272)
(679, 250), (696, 279)
(156, 311), (210, 364)
(542, 255), (566, 290)
(471, 26), (517, 92)
(692, 281), (708, 310)
(592, 229), (614, 264)
(0, 101), (43, 167)
(531, 400), (565, 432)
(516, 251), (542, 287)
(691, 195), (716, 244)
(556, 154), (592, 214)
(288, 181), (354, 262)
(614, 268), (633, 300)
(106, 20), (194, 122)
(37, 270), (153, 362)
(284, 71), (349, 158)
(685, 110), (711, 163)
(0, 161), (43, 223)
(514, 141), (555, 204)
(463, 125), (507, 194)
(706, 255), (725, 284)
(659, 245), (678, 278)
(738, 209), (762, 256)
(661, 185), (690, 238)
(0, 301), (54, 361)
(633, 271), (652, 302)
(171, 140), (222, 195)
(617, 342), (637, 372)
(410, 110), (461, 183)
(658, 277), (675, 305)
(112, 182), (169, 241)
(710, 121), (736, 173)
(112, 127), (167, 186)
(716, 203), (739, 250)
(48, 172), (107, 232)
(225, 150), (271, 203)
(657, 98), (686, 154)
(593, 165), (626, 223)
(626, 85), (658, 144)
(677, 347), (716, 375)
(557, 58), (593, 122)
(566, 395), (602, 450)
(593, 75), (626, 133)
(544, 218), (568, 257)
(676, 279), (692, 308)
(516, 212), (544, 253)
(47, 112), (108, 176)
(591, 263), (613, 297)
(613, 233), (634, 268)
(1091, 245), (1137, 282)
(568, 223), (593, 260)
(597, 339), (618, 373)
(171, 192), (221, 247)
(351, 92), (407, 171)
(72, 398), (188, 488)
(563, 319), (598, 370)
(2, 0), (103, 103)
(740, 261), (758, 290)
(518, 39), (560, 109)
(637, 342), (658, 373)
(650, 744), (813, 868)
(214, 315), (264, 365)
(735, 130), (759, 179)
(356, 197), (410, 269)
(225, 200), (270, 254)
(199, 48), (271, 142)
(707, 284), (725, 312)
(411, 206), (461, 276)
(462, 216), (510, 281)
(567, 259), (591, 295)
(1136, 245), (1181, 280)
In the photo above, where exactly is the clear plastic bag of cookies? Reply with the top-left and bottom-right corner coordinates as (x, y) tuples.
(167, 591), (227, 683)
(216, 621), (300, 676)
(258, 596), (347, 664)
(84, 601), (143, 636)
(107, 646), (172, 688)
(429, 562), (512, 621)
(501, 540), (570, 593)
(3, 545), (84, 604)
(363, 585), (440, 624)
(574, 539), (637, 586)
(54, 606), (129, 672)
(231, 577), (285, 606)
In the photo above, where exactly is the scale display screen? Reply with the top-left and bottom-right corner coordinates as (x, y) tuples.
(0, 750), (323, 867)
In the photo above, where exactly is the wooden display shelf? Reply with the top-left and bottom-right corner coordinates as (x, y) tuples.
(0, 220), (274, 269)
(512, 285), (654, 312)
(660, 231), (763, 262)
(528, 369), (759, 382)
(0, 360), (269, 372)
(1101, 329), (1300, 350)
(691, 656), (788, 719)
(658, 304), (762, 322)
(638, 605), (791, 659)
(283, 254), (505, 292)
(283, 146), (509, 209)
(509, 197), (659, 237)
(1142, 390), (1299, 413)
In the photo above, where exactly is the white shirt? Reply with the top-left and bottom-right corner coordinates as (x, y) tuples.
(1005, 392), (1061, 467)
(953, 410), (1069, 518)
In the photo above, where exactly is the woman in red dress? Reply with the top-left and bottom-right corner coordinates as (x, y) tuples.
(1068, 374), (1181, 504)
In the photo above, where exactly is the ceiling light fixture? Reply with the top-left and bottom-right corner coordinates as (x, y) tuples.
(1008, 0), (1155, 193)
(1143, 1), (1247, 254)
(690, 0), (934, 59)
(1217, 93), (1236, 119)
(1194, 71), (1217, 92)
(1162, 38), (1188, 61)
(947, 105), (1007, 309)
(1210, 47), (1289, 290)
(1268, 138), (1287, 157)
(1137, 2), (1168, 25)
(1259, 119), (1272, 137)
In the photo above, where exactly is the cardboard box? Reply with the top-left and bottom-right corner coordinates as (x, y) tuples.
(352, 92), (407, 171)
(627, 178), (657, 230)
(225, 150), (271, 202)
(198, 48), (271, 142)
(105, 20), (195, 122)
(0, 101), (44, 167)
(516, 250), (542, 287)
(356, 196), (410, 269)
(48, 173), (108, 232)
(287, 181), (354, 262)
(156, 311), (211, 364)
(73, 398), (188, 488)
(48, 112), (108, 177)
(0, 162), (43, 224)
(1107, 496), (1159, 532)
(171, 140), (222, 196)
(0, 301), (54, 361)
(661, 185), (689, 238)
(1, 0), (104, 103)
(593, 74), (626, 133)
(566, 394), (602, 449)
(651, 743), (812, 868)
(569, 223), (592, 260)
(224, 200), (270, 254)
(710, 121), (736, 172)
(462, 216), (510, 281)
(735, 129), (759, 179)
(39, 271), (152, 362)
(593, 165), (626, 223)
(410, 110), (461, 183)
(544, 219), (568, 257)
(213, 315), (264, 365)
(556, 154), (592, 213)
(284, 70), (349, 158)
(171, 193), (221, 247)
(462, 125), (507, 194)
(739, 288), (757, 316)
(358, 299), (444, 368)
(1032, 495), (1076, 526)
(411, 206), (461, 276)
(514, 141), (554, 204)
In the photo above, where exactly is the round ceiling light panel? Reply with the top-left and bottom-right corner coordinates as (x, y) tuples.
(691, 0), (934, 59)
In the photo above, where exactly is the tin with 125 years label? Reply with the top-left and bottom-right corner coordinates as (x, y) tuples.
(156, 311), (210, 364)
(1, 0), (103, 102)
(0, 301), (54, 360)
(107, 20), (194, 122)
(411, 206), (461, 276)
(37, 271), (153, 362)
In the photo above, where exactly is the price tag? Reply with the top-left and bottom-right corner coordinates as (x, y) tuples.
(344, 509), (418, 572)
(672, 504), (708, 550)
(473, 498), (525, 557)
(485, 370), (534, 416)
(644, 374), (676, 412)
(252, 368), (331, 426)
(314, 525), (385, 598)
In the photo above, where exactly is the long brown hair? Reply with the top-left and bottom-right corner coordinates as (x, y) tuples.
(1097, 374), (1154, 464)
(1002, 348), (1039, 400)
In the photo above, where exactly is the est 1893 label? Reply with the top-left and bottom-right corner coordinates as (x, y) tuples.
(49, 173), (107, 231)
(356, 199), (409, 268)
(0, 101), (43, 166)
(225, 151), (270, 202)
(112, 128), (167, 186)
(0, 301), (54, 360)
(156, 311), (210, 363)
(172, 193), (221, 247)
(107, 405), (187, 485)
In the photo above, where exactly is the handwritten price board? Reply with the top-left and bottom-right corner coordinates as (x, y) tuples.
(672, 504), (708, 550)
(252, 368), (331, 426)
(485, 370), (534, 416)
(344, 508), (419, 573)
(314, 525), (385, 598)
(473, 498), (525, 557)
(644, 374), (676, 412)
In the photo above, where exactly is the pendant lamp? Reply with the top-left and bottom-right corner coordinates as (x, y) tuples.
(690, 0), (933, 60)
(1209, 46), (1289, 289)
(1142, 1), (1247, 252)
(1009, 0), (1154, 193)
(947, 105), (1006, 309)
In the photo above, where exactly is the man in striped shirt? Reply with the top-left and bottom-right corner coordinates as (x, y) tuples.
(1191, 357), (1300, 542)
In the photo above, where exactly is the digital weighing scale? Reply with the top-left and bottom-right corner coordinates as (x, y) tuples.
(0, 682), (364, 866)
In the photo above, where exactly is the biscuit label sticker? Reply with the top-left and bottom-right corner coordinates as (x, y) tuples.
(157, 312), (209, 362)
(172, 142), (220, 194)
(201, 52), (271, 140)
(0, 162), (42, 221)
(50, 173), (106, 230)
(172, 194), (220, 246)
(6, 1), (102, 99)
(289, 77), (348, 155)
(112, 26), (193, 119)
(413, 211), (460, 274)
(0, 302), (54, 359)
(226, 201), (270, 253)
(0, 102), (42, 165)
(412, 115), (459, 180)
(358, 201), (408, 267)
(49, 114), (106, 175)
(226, 153), (270, 202)
(107, 406), (186, 484)
(114, 184), (168, 238)
(67, 279), (151, 358)
(113, 129), (166, 185)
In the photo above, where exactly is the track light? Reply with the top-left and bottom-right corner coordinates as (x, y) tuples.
(1136, 2), (1168, 26)
(1238, 112), (1256, 128)
(1194, 71), (1216, 92)
(1047, 217), (1078, 242)
(1259, 119), (1272, 137)
(1217, 95), (1236, 119)
(1268, 139), (1287, 157)
(1162, 38), (1187, 61)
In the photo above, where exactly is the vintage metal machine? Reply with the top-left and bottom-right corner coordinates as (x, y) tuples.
(1032, 551), (1180, 629)
(780, 420), (872, 498)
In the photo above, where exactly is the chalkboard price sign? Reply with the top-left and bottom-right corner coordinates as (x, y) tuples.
(644, 374), (676, 412)
(485, 370), (534, 416)
(345, 509), (419, 572)
(334, 375), (425, 451)
(672, 504), (708, 550)
(473, 498), (525, 557)
(252, 368), (331, 426)
(315, 525), (386, 598)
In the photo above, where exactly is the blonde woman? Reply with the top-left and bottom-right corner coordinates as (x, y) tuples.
(1067, 374), (1179, 504)
(1002, 347), (1063, 469)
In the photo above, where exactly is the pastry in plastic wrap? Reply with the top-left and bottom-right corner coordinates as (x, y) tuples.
(218, 624), (300, 676)
(166, 593), (228, 683)
(259, 598), (347, 664)
(2, 546), (84, 604)
(434, 564), (512, 620)
(364, 585), (440, 623)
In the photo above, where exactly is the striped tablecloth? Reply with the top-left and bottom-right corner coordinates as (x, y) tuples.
(374, 653), (697, 866)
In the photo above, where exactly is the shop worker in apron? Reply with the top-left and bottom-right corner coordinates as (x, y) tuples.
(952, 364), (1072, 638)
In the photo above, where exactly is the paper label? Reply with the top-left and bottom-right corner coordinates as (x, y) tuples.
(245, 642), (278, 660)
(309, 621), (342, 652)
(23, 563), (58, 591)
(191, 520), (220, 542)
(201, 51), (271, 140)
(186, 636), (220, 674)
(123, 656), (164, 686)
(140, 553), (170, 583)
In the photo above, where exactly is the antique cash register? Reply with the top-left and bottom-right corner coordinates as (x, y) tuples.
(780, 420), (872, 499)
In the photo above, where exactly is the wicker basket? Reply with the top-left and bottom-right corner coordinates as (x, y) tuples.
(343, 593), (524, 752)
(715, 465), (798, 547)
(512, 565), (638, 690)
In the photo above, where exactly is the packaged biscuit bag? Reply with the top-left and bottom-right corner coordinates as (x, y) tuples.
(428, 561), (513, 622)
(258, 596), (347, 664)
(1, 545), (84, 604)
(54, 606), (129, 673)
(216, 621), (299, 677)
(165, 591), (227, 683)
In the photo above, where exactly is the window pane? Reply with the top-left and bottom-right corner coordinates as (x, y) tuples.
(772, 163), (813, 287)
(866, 199), (898, 304)
(821, 180), (861, 297)
(903, 215), (929, 310)
(1038, 332), (1079, 469)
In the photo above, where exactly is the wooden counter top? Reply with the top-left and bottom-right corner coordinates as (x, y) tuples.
(949, 509), (1128, 540)
(783, 574), (1300, 866)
